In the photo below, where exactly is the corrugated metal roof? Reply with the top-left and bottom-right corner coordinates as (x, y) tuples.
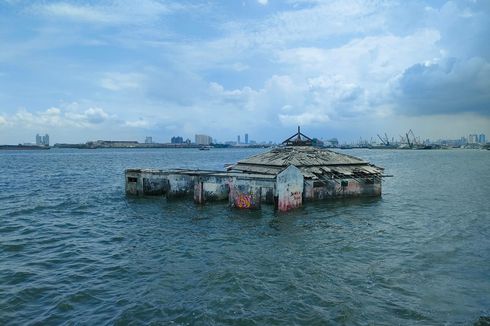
(130, 145), (383, 181)
(234, 146), (366, 167)
(228, 146), (383, 179)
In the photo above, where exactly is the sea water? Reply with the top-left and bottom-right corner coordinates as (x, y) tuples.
(1, 148), (489, 325)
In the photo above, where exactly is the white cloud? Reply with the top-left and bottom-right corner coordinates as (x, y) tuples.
(100, 73), (144, 91)
(10, 106), (114, 128)
(0, 115), (7, 126)
(257, 0), (269, 5)
(124, 119), (151, 128)
(159, 0), (392, 72)
(204, 73), (369, 130)
(279, 111), (330, 126)
(252, 0), (390, 45)
(83, 107), (110, 124)
(30, 0), (182, 25)
(277, 29), (441, 83)
(35, 2), (120, 24)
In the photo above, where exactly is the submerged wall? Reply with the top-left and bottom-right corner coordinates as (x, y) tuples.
(227, 177), (276, 209)
(303, 177), (381, 201)
(126, 169), (169, 196)
(194, 175), (231, 204)
(125, 166), (382, 211)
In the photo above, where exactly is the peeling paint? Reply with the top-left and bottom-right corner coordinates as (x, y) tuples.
(276, 165), (304, 212)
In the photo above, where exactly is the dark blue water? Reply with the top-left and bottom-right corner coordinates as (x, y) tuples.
(1, 148), (489, 325)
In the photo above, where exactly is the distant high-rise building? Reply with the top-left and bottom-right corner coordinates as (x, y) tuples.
(171, 136), (184, 144)
(469, 134), (478, 144)
(145, 136), (153, 144)
(478, 134), (486, 144)
(36, 133), (49, 146)
(237, 135), (241, 144)
(326, 138), (339, 147)
(42, 134), (49, 146)
(195, 134), (212, 145)
(245, 133), (249, 144)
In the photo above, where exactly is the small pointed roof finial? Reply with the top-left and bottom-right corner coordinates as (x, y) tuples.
(282, 126), (313, 146)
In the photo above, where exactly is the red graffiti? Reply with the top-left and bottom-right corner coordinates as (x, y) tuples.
(291, 191), (302, 201)
(278, 191), (302, 212)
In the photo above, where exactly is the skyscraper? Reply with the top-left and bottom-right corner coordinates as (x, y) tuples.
(171, 136), (183, 144)
(195, 134), (212, 145)
(469, 134), (478, 144)
(479, 134), (486, 144)
(237, 135), (241, 144)
(245, 133), (249, 144)
(42, 134), (49, 146)
(36, 134), (49, 146)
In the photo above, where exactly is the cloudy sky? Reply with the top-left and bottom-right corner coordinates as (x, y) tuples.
(0, 0), (489, 144)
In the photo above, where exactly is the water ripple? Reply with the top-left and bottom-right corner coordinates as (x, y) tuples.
(0, 148), (489, 325)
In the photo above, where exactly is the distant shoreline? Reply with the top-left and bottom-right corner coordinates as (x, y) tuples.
(0, 144), (274, 150)
(0, 145), (50, 150)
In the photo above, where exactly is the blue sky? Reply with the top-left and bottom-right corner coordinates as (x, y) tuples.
(0, 0), (489, 144)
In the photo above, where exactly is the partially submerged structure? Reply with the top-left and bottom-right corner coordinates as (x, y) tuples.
(125, 128), (384, 212)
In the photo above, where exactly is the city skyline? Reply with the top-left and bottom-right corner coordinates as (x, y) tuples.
(0, 1), (489, 144)
(12, 130), (488, 147)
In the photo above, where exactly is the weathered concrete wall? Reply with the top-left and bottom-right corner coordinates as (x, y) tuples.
(166, 174), (194, 198)
(203, 176), (230, 201)
(303, 177), (381, 200)
(261, 187), (275, 204)
(303, 179), (334, 201)
(126, 168), (381, 209)
(358, 178), (382, 197)
(276, 165), (304, 212)
(143, 176), (169, 196)
(228, 178), (265, 209)
(194, 176), (231, 204)
(333, 178), (381, 197)
(126, 169), (170, 196)
(125, 170), (143, 196)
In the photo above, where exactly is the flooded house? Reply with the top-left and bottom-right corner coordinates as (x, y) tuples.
(125, 128), (384, 212)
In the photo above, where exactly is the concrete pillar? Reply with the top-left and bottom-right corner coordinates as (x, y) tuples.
(194, 180), (205, 204)
(276, 165), (304, 212)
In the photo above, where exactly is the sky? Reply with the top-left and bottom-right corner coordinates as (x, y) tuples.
(0, 0), (489, 144)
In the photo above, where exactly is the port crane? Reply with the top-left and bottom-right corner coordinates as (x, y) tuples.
(399, 129), (420, 149)
(377, 133), (391, 146)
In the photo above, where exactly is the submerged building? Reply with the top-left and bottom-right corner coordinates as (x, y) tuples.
(125, 128), (384, 212)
